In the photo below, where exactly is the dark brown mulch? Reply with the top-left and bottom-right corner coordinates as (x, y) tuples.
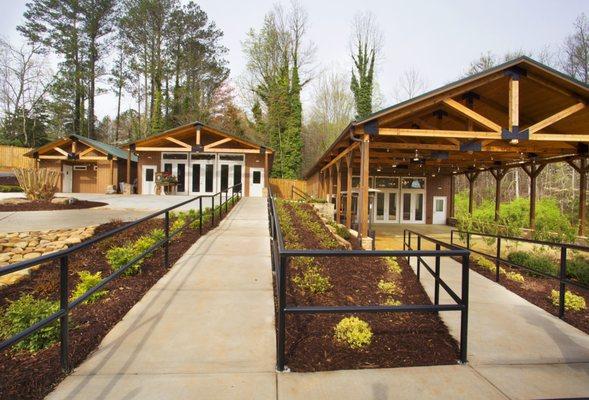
(0, 175), (18, 186)
(0, 200), (107, 212)
(467, 257), (589, 334)
(276, 202), (459, 372)
(0, 199), (239, 400)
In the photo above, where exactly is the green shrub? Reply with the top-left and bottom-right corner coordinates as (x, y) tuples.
(507, 251), (530, 266)
(550, 290), (586, 311)
(567, 255), (589, 286)
(505, 271), (525, 283)
(377, 280), (402, 296)
(0, 184), (23, 192)
(71, 271), (108, 304)
(293, 266), (331, 294)
(384, 297), (401, 306)
(0, 295), (60, 352)
(335, 225), (351, 240)
(171, 218), (185, 235)
(507, 250), (557, 276)
(106, 245), (142, 276)
(385, 257), (402, 275)
(474, 255), (496, 272)
(149, 228), (165, 242)
(334, 317), (373, 349)
(133, 235), (158, 254)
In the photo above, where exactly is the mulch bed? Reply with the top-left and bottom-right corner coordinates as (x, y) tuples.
(467, 256), (589, 334)
(276, 202), (459, 372)
(0, 175), (18, 186)
(0, 199), (239, 400)
(0, 200), (107, 212)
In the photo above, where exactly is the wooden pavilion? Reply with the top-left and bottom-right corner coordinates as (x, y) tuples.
(304, 57), (589, 240)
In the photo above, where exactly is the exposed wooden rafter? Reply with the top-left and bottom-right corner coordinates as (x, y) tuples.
(442, 98), (502, 132)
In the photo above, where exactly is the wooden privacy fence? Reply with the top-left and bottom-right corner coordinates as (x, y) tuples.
(269, 178), (307, 199)
(0, 145), (35, 170)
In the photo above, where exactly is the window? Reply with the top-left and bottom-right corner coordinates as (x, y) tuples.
(221, 164), (229, 190)
(253, 170), (261, 184)
(73, 165), (87, 171)
(401, 178), (425, 189)
(177, 164), (186, 192)
(191, 154), (215, 160)
(146, 169), (154, 182)
(164, 163), (172, 174)
(192, 164), (200, 192)
(219, 154), (244, 161)
(162, 153), (188, 160)
(435, 198), (444, 212)
(205, 164), (214, 192)
(375, 177), (399, 188)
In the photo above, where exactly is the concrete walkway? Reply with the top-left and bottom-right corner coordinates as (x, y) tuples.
(47, 197), (276, 399)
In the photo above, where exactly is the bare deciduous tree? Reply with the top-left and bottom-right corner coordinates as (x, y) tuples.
(393, 67), (427, 102)
(561, 13), (589, 83)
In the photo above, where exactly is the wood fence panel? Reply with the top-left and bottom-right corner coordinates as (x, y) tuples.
(0, 145), (35, 170)
(269, 178), (307, 199)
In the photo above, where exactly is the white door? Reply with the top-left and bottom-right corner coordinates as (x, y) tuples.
(373, 190), (399, 223)
(62, 164), (73, 193)
(249, 168), (264, 197)
(401, 192), (425, 223)
(190, 154), (216, 195)
(142, 165), (157, 195)
(432, 196), (447, 225)
(162, 161), (188, 195)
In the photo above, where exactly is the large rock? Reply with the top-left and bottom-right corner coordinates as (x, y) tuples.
(23, 252), (41, 260)
(51, 197), (77, 205)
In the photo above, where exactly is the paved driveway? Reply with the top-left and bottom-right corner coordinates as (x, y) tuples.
(0, 193), (219, 232)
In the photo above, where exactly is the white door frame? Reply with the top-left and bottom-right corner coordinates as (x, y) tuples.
(62, 164), (73, 193)
(217, 155), (245, 195)
(373, 189), (399, 223)
(249, 167), (264, 197)
(189, 154), (216, 195)
(161, 154), (188, 195)
(432, 196), (447, 225)
(142, 165), (157, 195)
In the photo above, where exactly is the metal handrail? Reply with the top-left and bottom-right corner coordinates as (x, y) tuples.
(450, 228), (589, 319)
(0, 182), (243, 372)
(267, 191), (470, 371)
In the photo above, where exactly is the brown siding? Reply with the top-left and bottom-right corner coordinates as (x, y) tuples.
(72, 163), (97, 193)
(245, 153), (265, 196)
(136, 151), (161, 194)
(425, 175), (452, 224)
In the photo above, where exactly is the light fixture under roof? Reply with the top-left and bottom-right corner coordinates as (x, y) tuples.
(376, 165), (382, 172)
(510, 139), (519, 145)
(413, 149), (419, 161)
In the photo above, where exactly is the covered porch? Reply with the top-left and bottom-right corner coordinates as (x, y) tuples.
(304, 57), (589, 248)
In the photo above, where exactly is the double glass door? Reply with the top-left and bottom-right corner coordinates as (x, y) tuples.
(374, 191), (398, 222)
(163, 159), (187, 195)
(190, 154), (215, 195)
(218, 155), (244, 194)
(402, 192), (425, 223)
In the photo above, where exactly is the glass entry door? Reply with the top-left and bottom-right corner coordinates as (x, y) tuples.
(190, 154), (215, 195)
(373, 190), (398, 223)
(401, 192), (425, 223)
(162, 156), (188, 195)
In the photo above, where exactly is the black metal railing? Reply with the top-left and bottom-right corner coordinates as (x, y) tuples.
(291, 185), (312, 201)
(450, 229), (589, 319)
(0, 182), (243, 372)
(268, 193), (470, 371)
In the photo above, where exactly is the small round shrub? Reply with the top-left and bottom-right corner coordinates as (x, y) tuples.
(505, 271), (525, 284)
(0, 295), (60, 352)
(385, 257), (402, 275)
(334, 317), (373, 349)
(293, 266), (331, 294)
(384, 297), (401, 306)
(550, 290), (586, 311)
(567, 256), (589, 286)
(377, 280), (402, 296)
(71, 271), (108, 304)
(106, 245), (142, 276)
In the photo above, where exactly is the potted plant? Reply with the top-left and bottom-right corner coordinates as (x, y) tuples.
(155, 172), (178, 195)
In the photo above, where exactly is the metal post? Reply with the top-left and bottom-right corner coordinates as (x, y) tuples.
(466, 232), (471, 249)
(417, 236), (421, 280)
(460, 253), (470, 364)
(407, 231), (411, 265)
(164, 211), (170, 268)
(495, 237), (501, 282)
(403, 230), (406, 251)
(277, 254), (287, 371)
(225, 188), (228, 213)
(199, 197), (203, 235)
(59, 256), (70, 373)
(450, 230), (454, 244)
(559, 246), (567, 319)
(211, 196), (215, 226)
(434, 244), (440, 305)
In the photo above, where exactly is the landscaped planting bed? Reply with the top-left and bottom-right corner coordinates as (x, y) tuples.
(0, 199), (107, 211)
(274, 200), (459, 372)
(0, 197), (239, 400)
(466, 251), (589, 334)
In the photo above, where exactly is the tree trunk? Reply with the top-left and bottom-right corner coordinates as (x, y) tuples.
(88, 38), (97, 138)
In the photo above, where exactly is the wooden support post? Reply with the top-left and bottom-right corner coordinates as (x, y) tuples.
(509, 76), (519, 131)
(335, 160), (342, 224)
(358, 134), (370, 238)
(466, 171), (479, 215)
(345, 152), (353, 229)
(450, 174), (455, 218)
(328, 167), (333, 204)
(110, 158), (114, 186)
(523, 163), (546, 231)
(264, 151), (269, 189)
(126, 149), (131, 184)
(490, 168), (507, 222)
(580, 159), (587, 236)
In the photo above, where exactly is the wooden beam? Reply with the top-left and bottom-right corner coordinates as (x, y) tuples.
(126, 148), (131, 185)
(39, 155), (67, 160)
(490, 168), (507, 221)
(580, 158), (587, 236)
(466, 171), (480, 214)
(508, 76), (519, 129)
(196, 124), (201, 145)
(526, 102), (586, 135)
(345, 152), (353, 229)
(521, 163), (546, 230)
(78, 156), (108, 161)
(136, 146), (192, 152)
(264, 151), (269, 190)
(379, 128), (502, 140)
(442, 98), (502, 132)
(72, 140), (77, 154)
(78, 147), (94, 157)
(358, 134), (370, 238)
(110, 159), (114, 186)
(370, 142), (459, 151)
(530, 133), (589, 142)
(525, 72), (580, 100)
(211, 148), (260, 154)
(165, 136), (192, 150)
(320, 142), (360, 172)
(204, 137), (232, 150)
(54, 147), (69, 157)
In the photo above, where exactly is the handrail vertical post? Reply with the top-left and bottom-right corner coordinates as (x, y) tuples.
(59, 255), (70, 373)
(416, 235), (421, 280)
(466, 232), (470, 249)
(164, 211), (170, 268)
(460, 252), (469, 364)
(495, 237), (501, 282)
(434, 243), (440, 306)
(403, 230), (406, 251)
(407, 231), (411, 265)
(211, 196), (215, 226)
(225, 188), (228, 213)
(199, 197), (203, 235)
(450, 230), (454, 244)
(559, 246), (567, 319)
(277, 253), (287, 371)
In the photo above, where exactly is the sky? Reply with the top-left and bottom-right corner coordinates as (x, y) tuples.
(0, 0), (587, 119)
